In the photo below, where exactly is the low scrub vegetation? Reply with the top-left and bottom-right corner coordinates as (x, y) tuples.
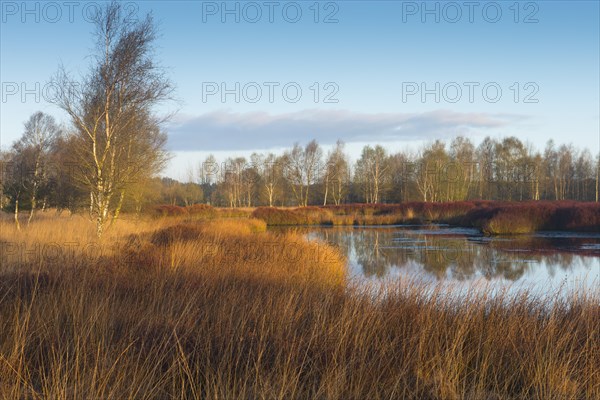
(152, 204), (253, 220)
(251, 207), (312, 225)
(251, 201), (600, 234)
(464, 201), (600, 234)
(0, 213), (598, 399)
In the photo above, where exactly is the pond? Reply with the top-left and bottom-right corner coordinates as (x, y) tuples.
(291, 225), (600, 297)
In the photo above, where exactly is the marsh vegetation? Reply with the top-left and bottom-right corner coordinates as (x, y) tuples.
(0, 213), (598, 399)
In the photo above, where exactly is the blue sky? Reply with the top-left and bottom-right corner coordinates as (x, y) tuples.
(1, 0), (599, 179)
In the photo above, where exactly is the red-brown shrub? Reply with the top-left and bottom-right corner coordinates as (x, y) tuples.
(152, 205), (189, 217)
(251, 207), (309, 225)
(187, 204), (217, 218)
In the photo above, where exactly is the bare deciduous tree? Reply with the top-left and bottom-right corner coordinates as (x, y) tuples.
(323, 140), (350, 205)
(253, 153), (284, 207)
(415, 142), (446, 202)
(18, 112), (61, 223)
(448, 136), (475, 201)
(51, 1), (173, 236)
(355, 145), (390, 204)
(3, 112), (61, 227)
(284, 140), (323, 206)
(593, 126), (600, 202)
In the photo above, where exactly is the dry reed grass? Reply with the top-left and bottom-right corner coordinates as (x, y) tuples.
(251, 202), (600, 235)
(0, 212), (598, 399)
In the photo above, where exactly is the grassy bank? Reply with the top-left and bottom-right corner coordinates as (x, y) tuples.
(1, 214), (599, 399)
(250, 201), (600, 234)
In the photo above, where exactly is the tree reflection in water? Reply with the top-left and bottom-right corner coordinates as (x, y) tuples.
(303, 226), (600, 284)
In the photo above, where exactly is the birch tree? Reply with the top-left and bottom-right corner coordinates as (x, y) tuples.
(323, 140), (350, 205)
(15, 112), (61, 223)
(355, 145), (389, 204)
(52, 1), (173, 237)
(448, 136), (475, 201)
(284, 140), (323, 206)
(590, 128), (599, 202)
(255, 153), (284, 207)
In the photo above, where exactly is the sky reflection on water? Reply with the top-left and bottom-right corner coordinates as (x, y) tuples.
(302, 226), (600, 297)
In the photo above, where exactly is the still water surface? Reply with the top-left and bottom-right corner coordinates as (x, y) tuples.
(299, 225), (600, 297)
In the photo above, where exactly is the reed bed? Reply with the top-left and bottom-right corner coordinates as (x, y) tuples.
(251, 201), (600, 234)
(0, 213), (598, 399)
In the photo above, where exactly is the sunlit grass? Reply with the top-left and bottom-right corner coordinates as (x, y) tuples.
(0, 212), (598, 399)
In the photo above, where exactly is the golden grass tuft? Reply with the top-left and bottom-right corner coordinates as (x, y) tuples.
(0, 211), (598, 399)
(482, 211), (539, 235)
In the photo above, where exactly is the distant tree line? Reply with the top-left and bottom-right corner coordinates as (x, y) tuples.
(2, 121), (599, 220)
(1, 3), (598, 227)
(192, 137), (600, 207)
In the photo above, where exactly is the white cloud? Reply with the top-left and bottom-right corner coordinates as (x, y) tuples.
(166, 109), (525, 151)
